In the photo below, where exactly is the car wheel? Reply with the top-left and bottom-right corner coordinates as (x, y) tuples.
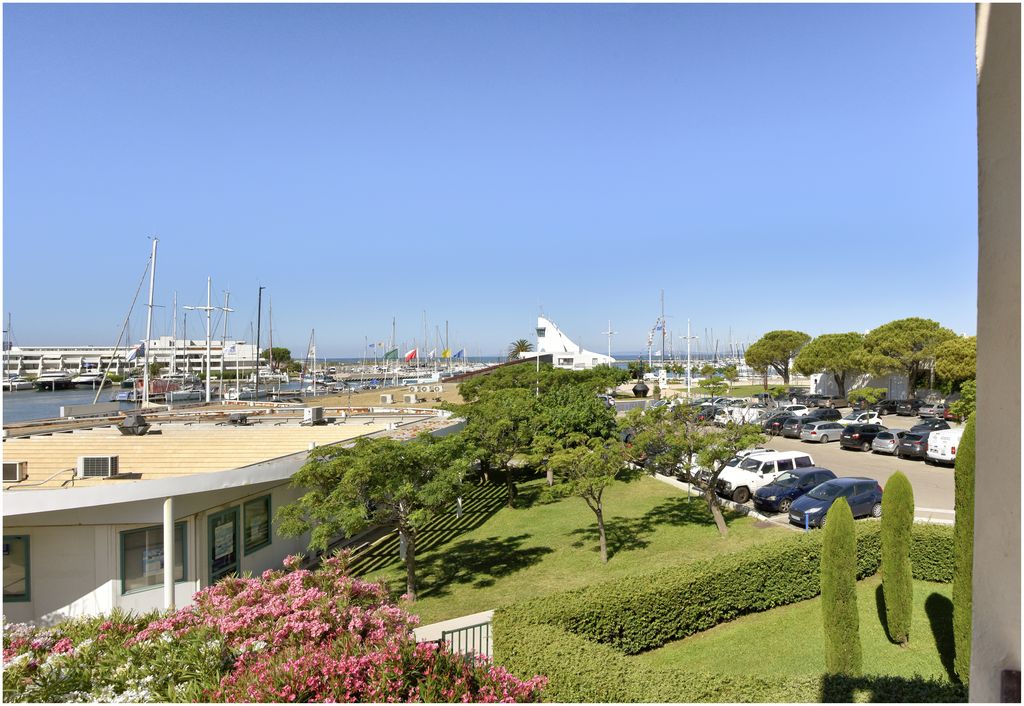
(861, 441), (871, 452)
(820, 435), (829, 444)
(777, 498), (792, 513)
(871, 502), (882, 518)
(818, 514), (827, 529)
(732, 487), (750, 504)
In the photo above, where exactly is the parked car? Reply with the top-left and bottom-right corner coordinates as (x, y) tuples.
(763, 412), (796, 435)
(897, 399), (926, 416)
(911, 418), (951, 433)
(871, 399), (900, 416)
(715, 450), (816, 503)
(751, 392), (779, 406)
(694, 405), (721, 422)
(799, 420), (845, 443)
(942, 407), (963, 422)
(804, 407), (842, 422)
(752, 467), (837, 514)
(926, 427), (966, 465)
(597, 394), (616, 409)
(839, 423), (889, 452)
(897, 431), (931, 459)
(687, 446), (770, 484)
(871, 429), (908, 455)
(919, 402), (949, 418)
(803, 394), (828, 407)
(781, 404), (812, 417)
(837, 410), (884, 426)
(817, 395), (848, 409)
(788, 477), (884, 528)
(780, 416), (805, 438)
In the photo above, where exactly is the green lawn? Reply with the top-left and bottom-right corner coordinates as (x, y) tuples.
(631, 574), (956, 682)
(348, 476), (788, 624)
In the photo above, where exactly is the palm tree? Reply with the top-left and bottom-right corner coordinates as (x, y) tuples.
(508, 338), (533, 361)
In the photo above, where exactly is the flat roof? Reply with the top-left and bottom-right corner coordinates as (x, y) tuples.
(2, 414), (437, 490)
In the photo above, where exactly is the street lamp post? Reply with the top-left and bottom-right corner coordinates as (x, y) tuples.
(680, 319), (699, 400)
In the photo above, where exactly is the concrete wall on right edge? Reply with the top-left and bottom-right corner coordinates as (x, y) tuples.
(972, 3), (1021, 702)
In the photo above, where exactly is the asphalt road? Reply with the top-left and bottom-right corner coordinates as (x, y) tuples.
(755, 420), (958, 523)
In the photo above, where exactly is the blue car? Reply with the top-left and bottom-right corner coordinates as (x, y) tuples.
(788, 477), (883, 529)
(752, 467), (837, 514)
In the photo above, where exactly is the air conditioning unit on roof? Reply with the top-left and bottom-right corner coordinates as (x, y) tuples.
(77, 455), (119, 478)
(3, 461), (28, 483)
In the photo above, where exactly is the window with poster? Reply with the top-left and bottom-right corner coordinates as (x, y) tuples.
(208, 507), (239, 582)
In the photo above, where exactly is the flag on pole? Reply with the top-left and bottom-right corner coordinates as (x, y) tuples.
(383, 348), (399, 360)
(368, 342), (376, 349)
(428, 349), (437, 359)
(126, 341), (145, 362)
(441, 348), (452, 359)
(453, 348), (465, 359)
(404, 348), (417, 362)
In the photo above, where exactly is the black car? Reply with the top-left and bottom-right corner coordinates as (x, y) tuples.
(871, 399), (900, 416)
(804, 407), (842, 422)
(897, 431), (931, 459)
(897, 399), (926, 416)
(752, 467), (838, 514)
(762, 412), (795, 435)
(803, 394), (828, 407)
(694, 405), (722, 422)
(780, 417), (805, 439)
(911, 418), (951, 433)
(839, 423), (888, 452)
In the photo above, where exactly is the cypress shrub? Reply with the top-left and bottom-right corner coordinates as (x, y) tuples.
(952, 413), (976, 683)
(820, 497), (862, 675)
(881, 471), (914, 645)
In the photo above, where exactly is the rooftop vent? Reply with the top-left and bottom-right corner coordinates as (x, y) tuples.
(77, 455), (119, 478)
(118, 413), (151, 436)
(3, 461), (28, 483)
(303, 406), (325, 426)
(228, 412), (249, 426)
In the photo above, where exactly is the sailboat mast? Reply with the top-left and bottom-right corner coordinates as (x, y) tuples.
(221, 291), (230, 390)
(255, 286), (265, 401)
(171, 292), (177, 375)
(142, 238), (158, 407)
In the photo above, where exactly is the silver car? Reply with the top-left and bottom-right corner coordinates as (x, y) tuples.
(872, 429), (908, 454)
(798, 420), (844, 443)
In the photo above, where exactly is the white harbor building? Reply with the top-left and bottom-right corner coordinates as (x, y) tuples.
(516, 316), (615, 370)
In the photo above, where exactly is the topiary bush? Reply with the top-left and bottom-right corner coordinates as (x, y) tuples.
(821, 498), (862, 675)
(952, 413), (975, 683)
(881, 471), (915, 645)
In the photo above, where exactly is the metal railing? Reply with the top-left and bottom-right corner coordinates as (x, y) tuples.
(440, 621), (492, 660)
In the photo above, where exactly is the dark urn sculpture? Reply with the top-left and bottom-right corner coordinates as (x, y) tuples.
(632, 381), (649, 398)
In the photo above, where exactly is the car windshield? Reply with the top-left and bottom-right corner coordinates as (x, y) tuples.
(876, 432), (892, 440)
(773, 472), (800, 487)
(739, 457), (764, 471)
(807, 482), (844, 500)
(724, 455), (745, 467)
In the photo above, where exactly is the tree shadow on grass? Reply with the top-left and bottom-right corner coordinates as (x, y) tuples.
(925, 592), (957, 683)
(875, 584), (894, 643)
(565, 496), (743, 560)
(414, 534), (554, 599)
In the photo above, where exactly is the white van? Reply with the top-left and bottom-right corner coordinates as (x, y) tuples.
(926, 427), (966, 465)
(715, 450), (816, 504)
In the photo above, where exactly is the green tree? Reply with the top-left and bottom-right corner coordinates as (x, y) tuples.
(458, 388), (538, 507)
(458, 363), (627, 403)
(531, 384), (618, 486)
(261, 347), (292, 367)
(857, 318), (956, 392)
(693, 422), (766, 537)
(627, 360), (649, 381)
(848, 387), (887, 409)
(934, 336), (976, 391)
(821, 497), (862, 675)
(953, 413), (976, 683)
(793, 332), (865, 396)
(949, 379), (976, 420)
(721, 364), (738, 388)
(745, 330), (811, 385)
(548, 441), (637, 563)
(699, 363), (717, 378)
(507, 338), (534, 361)
(275, 434), (469, 601)
(881, 471), (915, 645)
(697, 376), (728, 399)
(148, 361), (163, 377)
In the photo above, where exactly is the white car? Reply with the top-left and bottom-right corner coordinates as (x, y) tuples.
(715, 450), (816, 504)
(781, 404), (812, 417)
(927, 427), (966, 464)
(837, 411), (883, 426)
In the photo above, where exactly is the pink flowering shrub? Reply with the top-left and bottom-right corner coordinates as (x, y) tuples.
(3, 553), (546, 703)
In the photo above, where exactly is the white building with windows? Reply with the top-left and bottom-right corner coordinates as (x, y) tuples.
(2, 406), (455, 623)
(516, 316), (615, 370)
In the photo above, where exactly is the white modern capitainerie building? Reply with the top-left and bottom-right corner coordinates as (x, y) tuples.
(2, 406), (457, 624)
(516, 316), (615, 370)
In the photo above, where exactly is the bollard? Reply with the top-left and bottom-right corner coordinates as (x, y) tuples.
(804, 513), (809, 532)
(456, 497), (463, 519)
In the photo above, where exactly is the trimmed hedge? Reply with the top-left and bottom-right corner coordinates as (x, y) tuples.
(953, 413), (975, 683)
(494, 522), (959, 702)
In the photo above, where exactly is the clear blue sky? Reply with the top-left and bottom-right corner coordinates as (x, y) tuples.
(3, 4), (978, 357)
